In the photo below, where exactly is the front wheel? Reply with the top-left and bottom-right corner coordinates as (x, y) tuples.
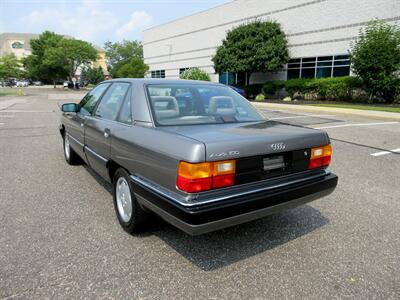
(113, 168), (148, 234)
(63, 133), (81, 165)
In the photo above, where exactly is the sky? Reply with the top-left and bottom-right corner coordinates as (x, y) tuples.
(0, 0), (230, 47)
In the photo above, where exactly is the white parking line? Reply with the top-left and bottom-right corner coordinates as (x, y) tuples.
(270, 114), (336, 120)
(371, 148), (400, 157)
(315, 122), (399, 129)
(0, 123), (4, 126)
(0, 115), (14, 118)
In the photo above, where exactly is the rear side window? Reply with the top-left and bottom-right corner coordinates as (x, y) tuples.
(117, 88), (132, 124)
(79, 83), (111, 115)
(95, 83), (130, 121)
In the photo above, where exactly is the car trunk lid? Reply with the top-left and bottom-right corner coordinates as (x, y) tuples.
(161, 121), (329, 160)
(161, 121), (330, 184)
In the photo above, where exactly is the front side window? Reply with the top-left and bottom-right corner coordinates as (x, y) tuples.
(79, 83), (111, 115)
(147, 84), (264, 126)
(95, 82), (130, 121)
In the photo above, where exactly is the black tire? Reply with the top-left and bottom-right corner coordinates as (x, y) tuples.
(63, 133), (81, 165)
(113, 168), (148, 234)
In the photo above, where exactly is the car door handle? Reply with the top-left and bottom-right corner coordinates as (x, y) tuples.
(104, 128), (110, 138)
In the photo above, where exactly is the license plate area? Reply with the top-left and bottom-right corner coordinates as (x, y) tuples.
(235, 149), (309, 185)
(263, 155), (287, 173)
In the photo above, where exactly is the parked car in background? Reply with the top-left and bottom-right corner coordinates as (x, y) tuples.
(33, 81), (43, 86)
(16, 80), (29, 87)
(229, 85), (246, 98)
(60, 79), (338, 235)
(2, 79), (16, 87)
(63, 81), (74, 89)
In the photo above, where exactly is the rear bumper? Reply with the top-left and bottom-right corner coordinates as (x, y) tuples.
(130, 172), (338, 235)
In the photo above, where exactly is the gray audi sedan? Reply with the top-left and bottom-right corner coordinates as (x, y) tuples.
(60, 79), (338, 235)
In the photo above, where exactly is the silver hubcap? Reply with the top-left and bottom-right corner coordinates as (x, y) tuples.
(116, 177), (133, 222)
(64, 135), (70, 159)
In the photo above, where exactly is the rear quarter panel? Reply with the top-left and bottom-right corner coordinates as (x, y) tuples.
(111, 124), (205, 193)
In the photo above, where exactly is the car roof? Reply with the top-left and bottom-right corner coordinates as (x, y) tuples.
(102, 78), (225, 86)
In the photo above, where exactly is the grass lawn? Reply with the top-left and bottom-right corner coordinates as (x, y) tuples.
(0, 91), (22, 97)
(308, 103), (400, 113)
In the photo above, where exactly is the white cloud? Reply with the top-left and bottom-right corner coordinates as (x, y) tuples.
(20, 1), (152, 44)
(116, 11), (153, 39)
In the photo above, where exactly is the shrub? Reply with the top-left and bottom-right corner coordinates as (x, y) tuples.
(284, 76), (363, 101)
(350, 21), (400, 103)
(262, 80), (285, 96)
(284, 78), (312, 98)
(244, 84), (263, 99)
(180, 67), (210, 81)
(255, 93), (265, 101)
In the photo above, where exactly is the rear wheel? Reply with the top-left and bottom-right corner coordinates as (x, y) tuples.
(113, 168), (148, 234)
(63, 133), (81, 165)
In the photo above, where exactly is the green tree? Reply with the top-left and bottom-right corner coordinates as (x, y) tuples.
(80, 66), (104, 85)
(104, 40), (148, 78)
(0, 54), (23, 79)
(180, 67), (210, 81)
(350, 21), (400, 102)
(24, 31), (68, 87)
(212, 20), (289, 85)
(114, 57), (149, 78)
(61, 39), (98, 80)
(24, 31), (98, 87)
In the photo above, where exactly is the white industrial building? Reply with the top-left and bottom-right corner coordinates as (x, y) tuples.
(143, 0), (399, 85)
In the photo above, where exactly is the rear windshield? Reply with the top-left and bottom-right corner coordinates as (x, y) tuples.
(146, 84), (265, 126)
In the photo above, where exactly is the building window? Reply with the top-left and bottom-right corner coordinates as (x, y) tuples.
(179, 68), (189, 75)
(287, 55), (350, 80)
(218, 72), (246, 86)
(151, 70), (165, 78)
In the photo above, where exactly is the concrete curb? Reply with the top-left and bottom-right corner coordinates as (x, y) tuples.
(252, 102), (400, 121)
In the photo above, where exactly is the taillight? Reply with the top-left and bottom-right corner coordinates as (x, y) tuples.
(177, 160), (236, 193)
(309, 145), (332, 169)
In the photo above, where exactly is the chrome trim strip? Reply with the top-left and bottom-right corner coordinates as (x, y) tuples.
(84, 146), (108, 163)
(67, 133), (84, 147)
(130, 169), (330, 207)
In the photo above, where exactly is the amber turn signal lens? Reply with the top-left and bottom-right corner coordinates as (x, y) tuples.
(178, 161), (212, 179)
(311, 145), (332, 159)
(309, 144), (332, 169)
(177, 160), (236, 193)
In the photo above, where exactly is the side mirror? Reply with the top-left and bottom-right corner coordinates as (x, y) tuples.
(61, 103), (79, 113)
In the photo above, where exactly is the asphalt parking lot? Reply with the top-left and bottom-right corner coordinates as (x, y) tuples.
(1, 88), (399, 299)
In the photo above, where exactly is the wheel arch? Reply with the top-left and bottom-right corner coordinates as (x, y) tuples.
(108, 160), (128, 183)
(59, 124), (65, 137)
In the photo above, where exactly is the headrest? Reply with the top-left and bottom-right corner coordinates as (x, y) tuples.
(209, 96), (236, 116)
(151, 96), (179, 119)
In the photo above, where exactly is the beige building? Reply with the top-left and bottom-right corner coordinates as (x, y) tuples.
(0, 33), (37, 59)
(0, 32), (109, 78)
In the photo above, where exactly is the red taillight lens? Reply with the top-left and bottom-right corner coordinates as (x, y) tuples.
(176, 176), (212, 193)
(212, 174), (235, 189)
(177, 160), (235, 193)
(309, 145), (332, 169)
